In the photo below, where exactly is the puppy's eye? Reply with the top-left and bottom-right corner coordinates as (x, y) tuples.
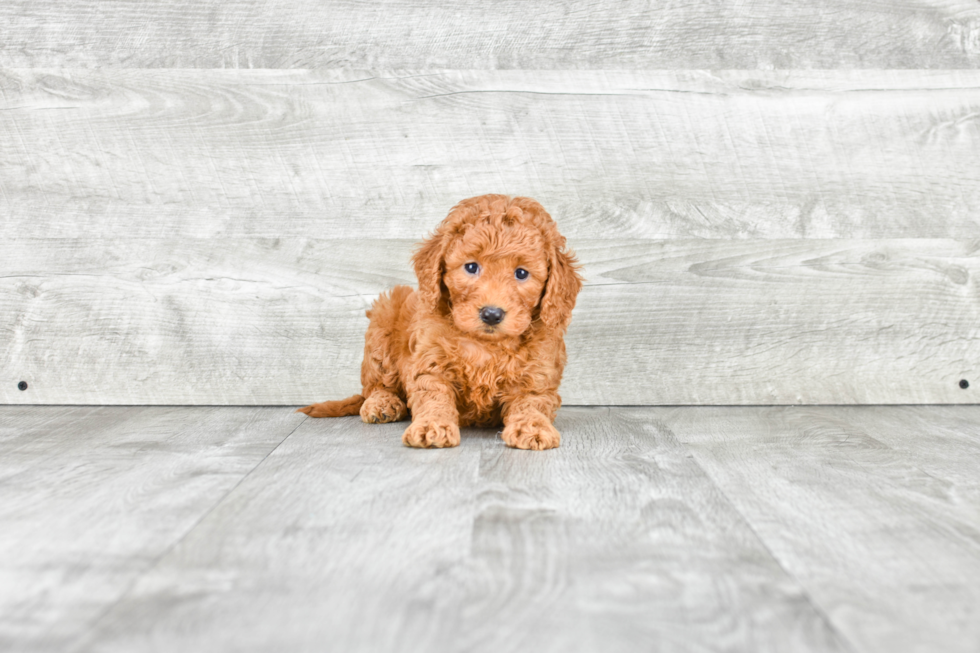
(464, 262), (480, 275)
(515, 268), (529, 281)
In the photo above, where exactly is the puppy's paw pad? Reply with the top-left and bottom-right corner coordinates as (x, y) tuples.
(402, 419), (460, 448)
(361, 393), (408, 424)
(502, 420), (561, 450)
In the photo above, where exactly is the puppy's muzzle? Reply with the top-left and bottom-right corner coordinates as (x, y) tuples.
(479, 306), (505, 326)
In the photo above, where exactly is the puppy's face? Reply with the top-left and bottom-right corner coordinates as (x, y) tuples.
(413, 195), (582, 338)
(442, 223), (549, 340)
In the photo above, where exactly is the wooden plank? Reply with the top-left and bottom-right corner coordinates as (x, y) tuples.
(453, 408), (848, 652)
(661, 406), (980, 653)
(0, 406), (304, 652)
(3, 69), (980, 240)
(838, 406), (980, 497)
(74, 413), (485, 652)
(2, 238), (977, 405)
(1, 0), (978, 69)
(567, 238), (980, 405)
(75, 408), (847, 652)
(794, 406), (980, 532)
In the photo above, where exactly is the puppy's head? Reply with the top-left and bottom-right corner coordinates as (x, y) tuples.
(413, 195), (582, 340)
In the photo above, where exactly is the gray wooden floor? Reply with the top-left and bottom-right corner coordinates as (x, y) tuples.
(1, 406), (978, 652)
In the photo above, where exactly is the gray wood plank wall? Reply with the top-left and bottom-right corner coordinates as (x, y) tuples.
(2, 3), (979, 405)
(2, 1), (979, 68)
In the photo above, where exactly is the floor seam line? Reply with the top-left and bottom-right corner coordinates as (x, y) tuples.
(69, 412), (308, 651)
(664, 419), (861, 653)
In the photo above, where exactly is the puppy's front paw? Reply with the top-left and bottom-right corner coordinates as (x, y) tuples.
(502, 416), (561, 450)
(402, 418), (460, 449)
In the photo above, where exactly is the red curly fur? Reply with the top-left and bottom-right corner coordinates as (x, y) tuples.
(298, 195), (583, 450)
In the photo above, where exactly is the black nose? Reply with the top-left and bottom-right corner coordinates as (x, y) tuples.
(479, 306), (505, 326)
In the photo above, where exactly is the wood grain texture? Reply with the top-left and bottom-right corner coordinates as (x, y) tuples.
(76, 413), (486, 653)
(6, 406), (978, 651)
(74, 408), (846, 653)
(841, 406), (980, 505)
(661, 405), (980, 653)
(453, 408), (846, 652)
(0, 406), (303, 652)
(3, 238), (977, 406)
(3, 69), (980, 240)
(1, 0), (979, 69)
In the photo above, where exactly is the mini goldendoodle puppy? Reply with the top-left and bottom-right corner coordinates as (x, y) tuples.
(298, 194), (582, 450)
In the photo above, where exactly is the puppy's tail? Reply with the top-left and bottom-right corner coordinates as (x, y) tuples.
(296, 394), (365, 418)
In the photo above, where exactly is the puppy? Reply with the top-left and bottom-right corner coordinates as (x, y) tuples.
(298, 195), (582, 450)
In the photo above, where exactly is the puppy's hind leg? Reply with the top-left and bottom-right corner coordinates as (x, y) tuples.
(360, 389), (408, 424)
(359, 286), (412, 425)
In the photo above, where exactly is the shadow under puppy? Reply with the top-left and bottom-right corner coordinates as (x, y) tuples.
(299, 195), (582, 450)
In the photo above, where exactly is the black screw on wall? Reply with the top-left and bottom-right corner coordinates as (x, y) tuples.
(961, 379), (970, 389)
(18, 381), (28, 391)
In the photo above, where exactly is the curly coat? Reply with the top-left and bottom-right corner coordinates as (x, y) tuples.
(299, 195), (582, 450)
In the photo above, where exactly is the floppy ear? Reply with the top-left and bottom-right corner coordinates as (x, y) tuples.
(539, 243), (583, 330)
(413, 198), (483, 314)
(411, 229), (447, 314)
